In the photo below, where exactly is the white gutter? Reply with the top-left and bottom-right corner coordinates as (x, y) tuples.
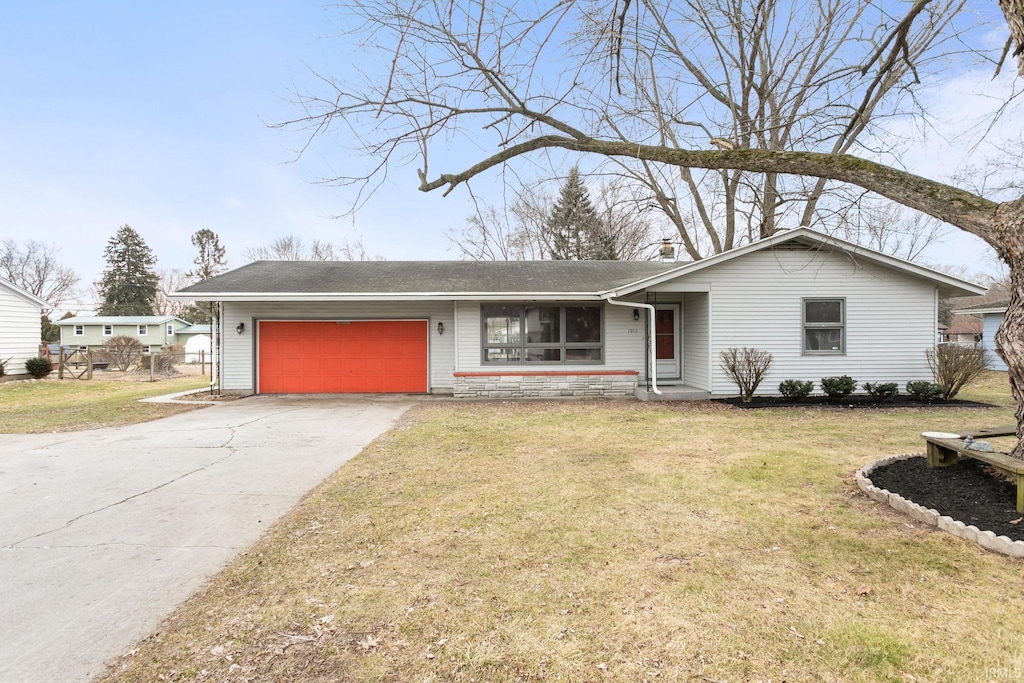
(604, 297), (660, 396)
(167, 291), (608, 302)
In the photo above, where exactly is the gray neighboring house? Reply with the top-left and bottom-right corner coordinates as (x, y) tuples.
(953, 300), (1009, 371)
(56, 316), (207, 354)
(0, 277), (48, 376)
(172, 227), (984, 399)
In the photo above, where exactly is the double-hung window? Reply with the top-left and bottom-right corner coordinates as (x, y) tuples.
(102, 324), (112, 336)
(138, 325), (148, 336)
(803, 298), (844, 354)
(74, 325), (84, 336)
(166, 324), (174, 336)
(482, 304), (603, 364)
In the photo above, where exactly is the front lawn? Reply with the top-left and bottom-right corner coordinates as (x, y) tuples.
(101, 372), (1024, 682)
(0, 373), (210, 433)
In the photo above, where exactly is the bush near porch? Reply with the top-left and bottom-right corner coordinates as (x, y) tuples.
(99, 372), (1022, 682)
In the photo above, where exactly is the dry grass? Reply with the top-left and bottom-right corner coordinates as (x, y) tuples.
(0, 373), (209, 433)
(100, 372), (1024, 682)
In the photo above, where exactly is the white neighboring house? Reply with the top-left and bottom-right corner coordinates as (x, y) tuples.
(0, 277), (48, 376)
(953, 300), (1009, 372)
(171, 227), (985, 399)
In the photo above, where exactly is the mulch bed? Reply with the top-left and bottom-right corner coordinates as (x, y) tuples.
(717, 396), (994, 409)
(868, 456), (1024, 541)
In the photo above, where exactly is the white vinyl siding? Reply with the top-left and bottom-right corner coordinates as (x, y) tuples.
(660, 248), (937, 396)
(982, 313), (1008, 371)
(457, 302), (644, 374)
(682, 292), (710, 390)
(0, 283), (43, 376)
(220, 301), (456, 392)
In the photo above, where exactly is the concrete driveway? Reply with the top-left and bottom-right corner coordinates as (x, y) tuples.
(0, 395), (415, 683)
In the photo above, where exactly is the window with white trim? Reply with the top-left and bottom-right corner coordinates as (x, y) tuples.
(138, 325), (148, 336)
(166, 324), (174, 335)
(74, 325), (84, 336)
(481, 304), (603, 364)
(102, 324), (113, 336)
(803, 298), (845, 354)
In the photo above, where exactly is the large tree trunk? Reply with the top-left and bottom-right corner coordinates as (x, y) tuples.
(992, 197), (1024, 459)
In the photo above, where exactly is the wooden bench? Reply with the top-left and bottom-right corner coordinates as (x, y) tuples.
(923, 426), (1024, 513)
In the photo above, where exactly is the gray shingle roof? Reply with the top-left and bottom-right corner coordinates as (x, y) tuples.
(176, 261), (679, 296)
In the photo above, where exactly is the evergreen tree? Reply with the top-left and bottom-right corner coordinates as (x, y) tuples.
(185, 229), (227, 324)
(545, 167), (617, 260)
(97, 225), (159, 316)
(40, 315), (61, 342)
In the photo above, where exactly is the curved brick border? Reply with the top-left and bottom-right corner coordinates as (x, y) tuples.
(857, 453), (1024, 559)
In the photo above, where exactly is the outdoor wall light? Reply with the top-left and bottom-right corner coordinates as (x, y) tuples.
(437, 321), (445, 335)
(236, 322), (245, 335)
(633, 309), (640, 321)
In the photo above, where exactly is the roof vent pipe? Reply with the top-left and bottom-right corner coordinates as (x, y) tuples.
(659, 239), (675, 261)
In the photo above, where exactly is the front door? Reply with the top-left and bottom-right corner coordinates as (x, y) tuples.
(655, 304), (681, 380)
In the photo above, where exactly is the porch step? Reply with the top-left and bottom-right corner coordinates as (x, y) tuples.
(634, 385), (711, 402)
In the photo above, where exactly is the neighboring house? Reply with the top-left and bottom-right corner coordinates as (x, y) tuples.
(953, 300), (1009, 371)
(56, 316), (208, 354)
(0, 277), (48, 376)
(940, 315), (983, 344)
(172, 227), (984, 400)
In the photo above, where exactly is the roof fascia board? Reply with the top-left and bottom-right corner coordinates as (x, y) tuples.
(953, 306), (1008, 315)
(0, 278), (49, 308)
(168, 292), (607, 302)
(603, 227), (985, 297)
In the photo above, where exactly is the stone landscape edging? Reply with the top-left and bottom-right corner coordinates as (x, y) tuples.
(856, 453), (1024, 559)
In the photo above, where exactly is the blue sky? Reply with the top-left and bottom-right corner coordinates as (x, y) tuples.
(0, 1), (482, 308)
(0, 2), (1014, 312)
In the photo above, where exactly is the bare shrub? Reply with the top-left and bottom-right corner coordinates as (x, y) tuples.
(102, 335), (144, 371)
(719, 347), (774, 403)
(926, 345), (991, 400)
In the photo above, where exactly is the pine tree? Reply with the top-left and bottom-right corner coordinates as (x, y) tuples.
(97, 225), (159, 316)
(545, 167), (617, 260)
(185, 229), (227, 324)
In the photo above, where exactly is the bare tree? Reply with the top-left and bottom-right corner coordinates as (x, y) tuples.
(284, 0), (1024, 457)
(243, 234), (380, 262)
(154, 269), (193, 318)
(832, 199), (948, 262)
(0, 239), (79, 314)
(448, 175), (656, 260)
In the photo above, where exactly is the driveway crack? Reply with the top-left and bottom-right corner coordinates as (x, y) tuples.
(3, 407), (302, 549)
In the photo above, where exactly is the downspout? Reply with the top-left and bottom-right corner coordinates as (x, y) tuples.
(604, 297), (661, 395)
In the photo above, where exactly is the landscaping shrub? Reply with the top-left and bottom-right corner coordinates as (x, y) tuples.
(24, 356), (53, 379)
(926, 344), (990, 400)
(0, 357), (10, 378)
(820, 375), (856, 401)
(719, 347), (774, 403)
(906, 380), (944, 403)
(778, 379), (813, 400)
(862, 381), (899, 402)
(102, 335), (144, 371)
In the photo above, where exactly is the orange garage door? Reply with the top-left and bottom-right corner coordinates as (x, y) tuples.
(258, 320), (428, 393)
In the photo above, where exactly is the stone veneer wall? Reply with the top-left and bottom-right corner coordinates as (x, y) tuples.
(453, 372), (638, 398)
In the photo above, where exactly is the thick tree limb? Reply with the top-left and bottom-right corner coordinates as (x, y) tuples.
(418, 136), (998, 238)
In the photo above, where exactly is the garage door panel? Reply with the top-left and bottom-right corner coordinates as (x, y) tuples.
(258, 321), (428, 394)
